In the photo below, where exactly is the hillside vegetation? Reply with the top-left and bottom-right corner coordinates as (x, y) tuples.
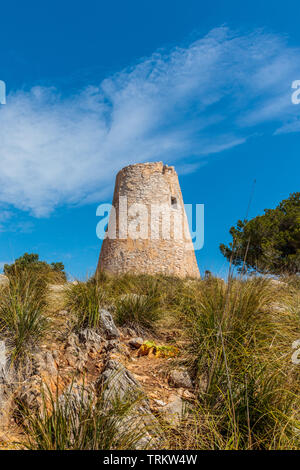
(0, 267), (299, 450)
(220, 192), (300, 275)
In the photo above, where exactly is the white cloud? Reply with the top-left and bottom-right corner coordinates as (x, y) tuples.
(0, 209), (13, 231)
(0, 26), (299, 216)
(274, 119), (300, 134)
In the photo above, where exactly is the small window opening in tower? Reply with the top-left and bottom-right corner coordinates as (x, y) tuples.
(171, 196), (178, 209)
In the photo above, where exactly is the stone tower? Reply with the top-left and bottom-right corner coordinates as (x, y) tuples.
(96, 162), (200, 278)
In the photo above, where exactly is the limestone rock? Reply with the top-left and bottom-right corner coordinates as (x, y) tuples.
(162, 394), (185, 425)
(65, 346), (81, 368)
(22, 350), (57, 378)
(153, 399), (167, 407)
(0, 341), (7, 382)
(99, 359), (160, 449)
(101, 359), (143, 401)
(58, 382), (94, 413)
(0, 341), (10, 428)
(17, 375), (43, 411)
(169, 369), (193, 389)
(128, 337), (144, 349)
(292, 339), (300, 349)
(45, 351), (57, 375)
(79, 328), (103, 345)
(123, 327), (137, 337)
(66, 332), (79, 348)
(105, 340), (122, 352)
(78, 328), (104, 354)
(15, 351), (58, 412)
(99, 309), (120, 339)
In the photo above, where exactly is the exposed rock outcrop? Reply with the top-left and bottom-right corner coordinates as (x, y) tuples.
(99, 309), (120, 339)
(99, 359), (161, 449)
(168, 369), (193, 389)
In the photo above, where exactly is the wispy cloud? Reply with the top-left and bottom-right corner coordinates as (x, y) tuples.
(274, 119), (300, 134)
(0, 26), (299, 216)
(0, 209), (13, 231)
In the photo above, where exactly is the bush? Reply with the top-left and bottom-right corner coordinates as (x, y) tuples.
(4, 253), (67, 283)
(220, 192), (300, 275)
(0, 270), (49, 358)
(175, 276), (300, 449)
(115, 294), (161, 331)
(65, 278), (106, 329)
(114, 277), (162, 331)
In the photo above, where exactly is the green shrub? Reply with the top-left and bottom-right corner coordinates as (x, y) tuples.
(0, 270), (49, 358)
(115, 283), (162, 331)
(220, 192), (300, 275)
(4, 252), (66, 284)
(65, 278), (106, 329)
(175, 276), (300, 449)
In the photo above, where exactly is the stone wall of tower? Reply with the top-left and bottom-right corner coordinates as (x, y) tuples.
(96, 162), (200, 278)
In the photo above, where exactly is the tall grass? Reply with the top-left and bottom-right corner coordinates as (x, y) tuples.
(65, 274), (165, 332)
(65, 278), (107, 329)
(20, 379), (150, 450)
(113, 276), (163, 331)
(10, 265), (296, 450)
(0, 270), (49, 359)
(174, 276), (300, 449)
(115, 293), (161, 331)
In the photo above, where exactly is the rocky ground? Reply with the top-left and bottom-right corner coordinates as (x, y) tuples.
(1, 274), (298, 450)
(0, 281), (194, 450)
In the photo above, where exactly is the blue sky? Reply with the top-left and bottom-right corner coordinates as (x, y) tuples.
(0, 0), (300, 278)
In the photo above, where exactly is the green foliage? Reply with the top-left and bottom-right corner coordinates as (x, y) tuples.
(65, 278), (106, 329)
(9, 265), (296, 450)
(174, 276), (300, 449)
(115, 293), (161, 331)
(20, 380), (149, 450)
(114, 278), (162, 331)
(107, 273), (184, 331)
(4, 252), (67, 283)
(65, 273), (176, 332)
(220, 192), (300, 275)
(50, 262), (65, 274)
(0, 270), (49, 358)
